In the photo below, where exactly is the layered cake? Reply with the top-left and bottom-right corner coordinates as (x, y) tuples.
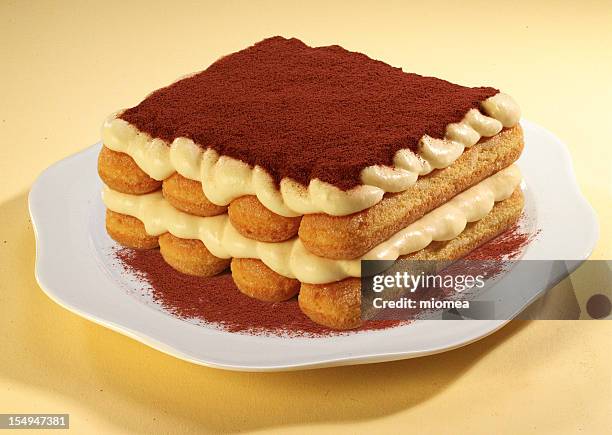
(99, 37), (524, 330)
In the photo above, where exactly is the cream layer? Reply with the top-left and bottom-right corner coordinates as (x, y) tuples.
(102, 165), (522, 284)
(102, 93), (520, 217)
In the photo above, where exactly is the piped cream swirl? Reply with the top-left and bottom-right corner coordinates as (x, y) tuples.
(102, 93), (520, 217)
(102, 165), (522, 284)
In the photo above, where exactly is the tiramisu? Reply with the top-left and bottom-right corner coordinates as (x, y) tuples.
(99, 37), (523, 330)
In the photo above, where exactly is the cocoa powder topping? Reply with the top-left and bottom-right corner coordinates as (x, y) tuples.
(120, 36), (498, 190)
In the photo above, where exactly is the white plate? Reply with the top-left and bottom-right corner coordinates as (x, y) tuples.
(29, 120), (598, 371)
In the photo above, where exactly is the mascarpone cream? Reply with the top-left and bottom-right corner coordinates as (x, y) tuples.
(102, 165), (522, 284)
(102, 93), (520, 217)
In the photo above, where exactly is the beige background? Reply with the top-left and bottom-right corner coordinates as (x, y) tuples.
(1, 0), (611, 433)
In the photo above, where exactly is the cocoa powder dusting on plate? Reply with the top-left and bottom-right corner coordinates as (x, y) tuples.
(114, 248), (399, 337)
(112, 224), (537, 335)
(466, 223), (539, 261)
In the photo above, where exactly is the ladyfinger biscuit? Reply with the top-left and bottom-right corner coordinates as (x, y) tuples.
(298, 125), (524, 260)
(98, 146), (161, 195)
(231, 258), (300, 302)
(162, 173), (227, 217)
(228, 196), (301, 242)
(158, 233), (230, 277)
(105, 209), (159, 249)
(298, 188), (525, 330)
(298, 278), (362, 330)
